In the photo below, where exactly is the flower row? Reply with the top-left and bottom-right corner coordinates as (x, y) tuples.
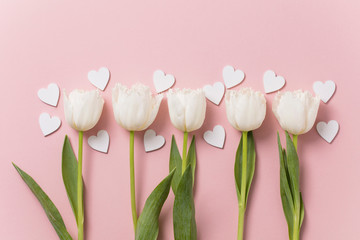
(64, 83), (320, 136)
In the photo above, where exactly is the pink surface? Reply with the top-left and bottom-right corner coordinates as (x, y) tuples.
(1, 0), (359, 239)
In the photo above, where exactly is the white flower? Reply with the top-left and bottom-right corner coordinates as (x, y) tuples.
(167, 88), (206, 132)
(272, 90), (320, 135)
(225, 88), (266, 131)
(64, 89), (104, 131)
(112, 83), (163, 131)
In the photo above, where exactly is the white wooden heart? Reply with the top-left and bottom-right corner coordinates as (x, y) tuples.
(203, 125), (226, 149)
(39, 113), (61, 136)
(37, 83), (60, 107)
(88, 67), (110, 91)
(144, 129), (165, 152)
(316, 120), (339, 143)
(203, 82), (225, 105)
(88, 130), (110, 153)
(222, 65), (245, 89)
(313, 80), (336, 103)
(153, 70), (175, 93)
(263, 70), (285, 93)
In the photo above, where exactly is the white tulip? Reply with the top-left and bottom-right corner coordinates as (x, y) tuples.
(272, 90), (320, 135)
(225, 88), (266, 132)
(112, 83), (163, 131)
(63, 89), (105, 131)
(167, 88), (206, 132)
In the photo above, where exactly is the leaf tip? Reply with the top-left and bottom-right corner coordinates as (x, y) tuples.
(12, 162), (19, 170)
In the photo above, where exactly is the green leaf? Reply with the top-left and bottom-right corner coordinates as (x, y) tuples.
(300, 192), (305, 227)
(234, 131), (256, 204)
(279, 149), (294, 238)
(62, 136), (79, 225)
(169, 135), (182, 194)
(278, 132), (305, 239)
(173, 165), (197, 240)
(135, 169), (175, 240)
(278, 133), (294, 234)
(13, 163), (73, 240)
(285, 132), (300, 207)
(186, 136), (196, 187)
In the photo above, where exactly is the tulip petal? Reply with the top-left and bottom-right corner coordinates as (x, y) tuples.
(272, 90), (319, 135)
(167, 88), (206, 132)
(225, 88), (266, 131)
(167, 89), (187, 132)
(185, 90), (206, 132)
(112, 83), (162, 131)
(64, 89), (104, 131)
(141, 94), (163, 130)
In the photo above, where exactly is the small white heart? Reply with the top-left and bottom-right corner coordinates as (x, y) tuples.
(313, 80), (336, 103)
(263, 70), (285, 93)
(144, 129), (165, 152)
(88, 67), (110, 91)
(316, 120), (339, 143)
(203, 125), (226, 149)
(153, 70), (175, 93)
(88, 130), (110, 153)
(203, 82), (225, 105)
(223, 65), (245, 89)
(37, 83), (60, 107)
(39, 113), (61, 136)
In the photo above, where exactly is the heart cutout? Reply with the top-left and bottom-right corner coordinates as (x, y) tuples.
(316, 120), (339, 143)
(38, 83), (60, 107)
(263, 70), (285, 93)
(88, 130), (110, 153)
(223, 65), (245, 89)
(203, 125), (226, 149)
(203, 82), (225, 105)
(313, 80), (336, 103)
(39, 113), (61, 136)
(153, 70), (175, 93)
(88, 67), (110, 91)
(144, 129), (165, 152)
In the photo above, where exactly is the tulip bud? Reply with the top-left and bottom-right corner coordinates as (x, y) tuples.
(167, 88), (206, 132)
(112, 83), (163, 131)
(63, 89), (105, 131)
(272, 90), (320, 135)
(225, 87), (266, 131)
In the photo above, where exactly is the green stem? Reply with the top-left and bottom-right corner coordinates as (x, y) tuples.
(292, 215), (300, 240)
(293, 134), (298, 152)
(129, 131), (137, 232)
(238, 206), (245, 240)
(77, 131), (84, 240)
(181, 132), (188, 175)
(238, 131), (248, 240)
(292, 134), (300, 240)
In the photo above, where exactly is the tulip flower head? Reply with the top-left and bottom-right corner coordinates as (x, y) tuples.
(167, 88), (206, 132)
(272, 90), (320, 135)
(225, 87), (266, 132)
(63, 89), (105, 131)
(112, 83), (163, 131)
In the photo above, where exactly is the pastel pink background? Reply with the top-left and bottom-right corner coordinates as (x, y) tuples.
(1, 0), (359, 239)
